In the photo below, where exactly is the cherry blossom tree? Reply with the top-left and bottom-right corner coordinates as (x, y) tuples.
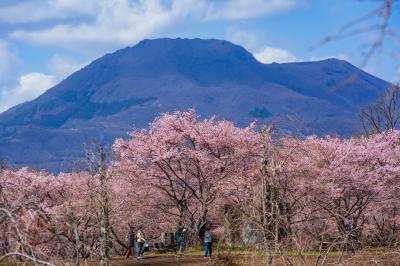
(286, 130), (400, 250)
(1, 111), (400, 264)
(113, 110), (259, 241)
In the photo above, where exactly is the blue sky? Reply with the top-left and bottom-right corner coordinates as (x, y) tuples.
(0, 0), (398, 112)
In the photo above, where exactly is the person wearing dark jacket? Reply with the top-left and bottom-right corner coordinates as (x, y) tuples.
(175, 222), (187, 257)
(344, 217), (356, 256)
(125, 227), (136, 259)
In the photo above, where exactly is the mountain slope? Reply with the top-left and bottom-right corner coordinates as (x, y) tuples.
(0, 38), (390, 171)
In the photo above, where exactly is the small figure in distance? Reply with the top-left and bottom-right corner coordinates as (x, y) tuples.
(344, 217), (356, 256)
(136, 225), (146, 259)
(203, 222), (213, 258)
(125, 225), (136, 259)
(175, 221), (187, 258)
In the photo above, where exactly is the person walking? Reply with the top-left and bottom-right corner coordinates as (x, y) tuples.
(344, 217), (356, 256)
(175, 222), (186, 257)
(136, 226), (146, 259)
(204, 225), (212, 258)
(125, 226), (136, 259)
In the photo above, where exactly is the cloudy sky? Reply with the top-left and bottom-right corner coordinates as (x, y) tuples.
(0, 0), (398, 113)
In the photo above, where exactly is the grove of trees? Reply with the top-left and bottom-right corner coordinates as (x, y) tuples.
(1, 109), (400, 265)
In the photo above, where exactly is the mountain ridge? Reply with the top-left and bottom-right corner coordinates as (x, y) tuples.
(0, 38), (390, 172)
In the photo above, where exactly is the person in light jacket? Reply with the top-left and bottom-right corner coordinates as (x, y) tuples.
(203, 224), (212, 258)
(136, 226), (146, 259)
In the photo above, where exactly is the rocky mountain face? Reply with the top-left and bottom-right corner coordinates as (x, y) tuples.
(0, 38), (389, 172)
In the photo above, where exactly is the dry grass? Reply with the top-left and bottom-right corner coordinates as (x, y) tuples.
(2, 249), (400, 265)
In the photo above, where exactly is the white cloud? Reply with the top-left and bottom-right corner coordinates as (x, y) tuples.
(254, 46), (298, 63)
(8, 0), (203, 52)
(0, 73), (55, 112)
(224, 28), (299, 64)
(0, 54), (86, 113)
(393, 67), (400, 84)
(205, 0), (302, 20)
(0, 0), (99, 23)
(0, 40), (19, 83)
(225, 29), (260, 51)
(224, 29), (299, 64)
(48, 54), (85, 79)
(5, 0), (304, 52)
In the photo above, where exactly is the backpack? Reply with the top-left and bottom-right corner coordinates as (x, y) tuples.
(198, 223), (206, 239)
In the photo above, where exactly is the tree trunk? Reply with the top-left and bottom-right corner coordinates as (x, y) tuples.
(99, 148), (110, 266)
(73, 222), (80, 266)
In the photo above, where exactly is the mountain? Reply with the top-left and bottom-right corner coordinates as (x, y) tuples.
(0, 38), (390, 172)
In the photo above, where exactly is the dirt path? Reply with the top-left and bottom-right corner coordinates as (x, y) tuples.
(97, 255), (212, 266)
(4, 251), (400, 265)
(104, 252), (400, 266)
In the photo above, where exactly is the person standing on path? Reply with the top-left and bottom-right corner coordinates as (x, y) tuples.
(344, 217), (356, 256)
(136, 226), (146, 259)
(175, 222), (186, 257)
(204, 225), (212, 258)
(125, 226), (136, 259)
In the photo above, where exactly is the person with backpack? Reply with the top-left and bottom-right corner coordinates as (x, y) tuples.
(136, 226), (146, 259)
(125, 226), (136, 259)
(175, 222), (186, 257)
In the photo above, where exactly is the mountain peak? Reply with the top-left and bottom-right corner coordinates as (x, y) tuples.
(0, 38), (390, 171)
(130, 37), (257, 64)
(136, 37), (244, 49)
